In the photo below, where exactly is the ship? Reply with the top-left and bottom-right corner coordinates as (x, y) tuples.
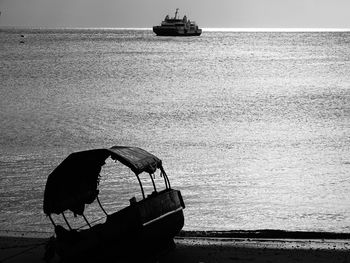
(153, 8), (202, 36)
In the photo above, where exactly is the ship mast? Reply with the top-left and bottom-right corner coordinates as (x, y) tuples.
(174, 8), (179, 19)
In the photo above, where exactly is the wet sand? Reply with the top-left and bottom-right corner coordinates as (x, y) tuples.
(1, 234), (350, 263)
(160, 237), (350, 263)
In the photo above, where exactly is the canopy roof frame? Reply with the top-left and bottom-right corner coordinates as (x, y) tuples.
(43, 146), (168, 217)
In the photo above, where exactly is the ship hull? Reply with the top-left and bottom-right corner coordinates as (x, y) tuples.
(153, 26), (202, 36)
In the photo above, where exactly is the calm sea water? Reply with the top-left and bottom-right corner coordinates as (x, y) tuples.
(0, 28), (349, 236)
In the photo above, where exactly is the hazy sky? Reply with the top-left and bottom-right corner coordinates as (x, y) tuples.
(1, 0), (350, 28)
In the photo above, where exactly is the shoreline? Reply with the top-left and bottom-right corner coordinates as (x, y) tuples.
(179, 229), (350, 239)
(2, 229), (350, 239)
(1, 231), (350, 262)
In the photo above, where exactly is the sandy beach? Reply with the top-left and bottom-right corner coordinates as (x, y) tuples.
(1, 234), (349, 263)
(161, 237), (350, 263)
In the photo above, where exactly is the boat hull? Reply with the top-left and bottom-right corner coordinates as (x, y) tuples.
(53, 189), (185, 261)
(153, 26), (202, 36)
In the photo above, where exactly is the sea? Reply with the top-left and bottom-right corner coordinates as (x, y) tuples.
(0, 28), (349, 237)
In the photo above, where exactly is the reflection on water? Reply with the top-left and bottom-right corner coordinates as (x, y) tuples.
(0, 29), (349, 234)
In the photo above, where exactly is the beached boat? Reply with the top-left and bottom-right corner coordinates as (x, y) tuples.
(43, 146), (185, 261)
(153, 8), (202, 36)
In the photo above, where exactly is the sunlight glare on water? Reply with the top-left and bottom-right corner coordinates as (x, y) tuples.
(0, 28), (349, 235)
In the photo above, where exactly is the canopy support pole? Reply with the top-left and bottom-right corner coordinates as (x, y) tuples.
(160, 167), (171, 189)
(82, 214), (91, 228)
(163, 175), (168, 189)
(149, 173), (157, 192)
(97, 196), (108, 216)
(164, 173), (171, 189)
(136, 174), (145, 199)
(161, 170), (168, 189)
(62, 212), (72, 231)
(48, 215), (56, 227)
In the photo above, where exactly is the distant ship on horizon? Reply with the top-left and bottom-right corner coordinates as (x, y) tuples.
(153, 8), (202, 37)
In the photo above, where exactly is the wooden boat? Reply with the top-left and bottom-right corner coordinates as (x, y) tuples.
(43, 146), (185, 261)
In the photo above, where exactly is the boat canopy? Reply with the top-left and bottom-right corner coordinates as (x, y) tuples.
(43, 146), (163, 216)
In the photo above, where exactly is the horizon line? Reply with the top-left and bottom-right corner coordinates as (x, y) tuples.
(204, 27), (350, 32)
(1, 26), (349, 32)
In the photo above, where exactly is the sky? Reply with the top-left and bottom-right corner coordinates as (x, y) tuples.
(0, 0), (350, 29)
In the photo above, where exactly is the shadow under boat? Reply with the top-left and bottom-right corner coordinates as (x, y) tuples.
(43, 146), (185, 262)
